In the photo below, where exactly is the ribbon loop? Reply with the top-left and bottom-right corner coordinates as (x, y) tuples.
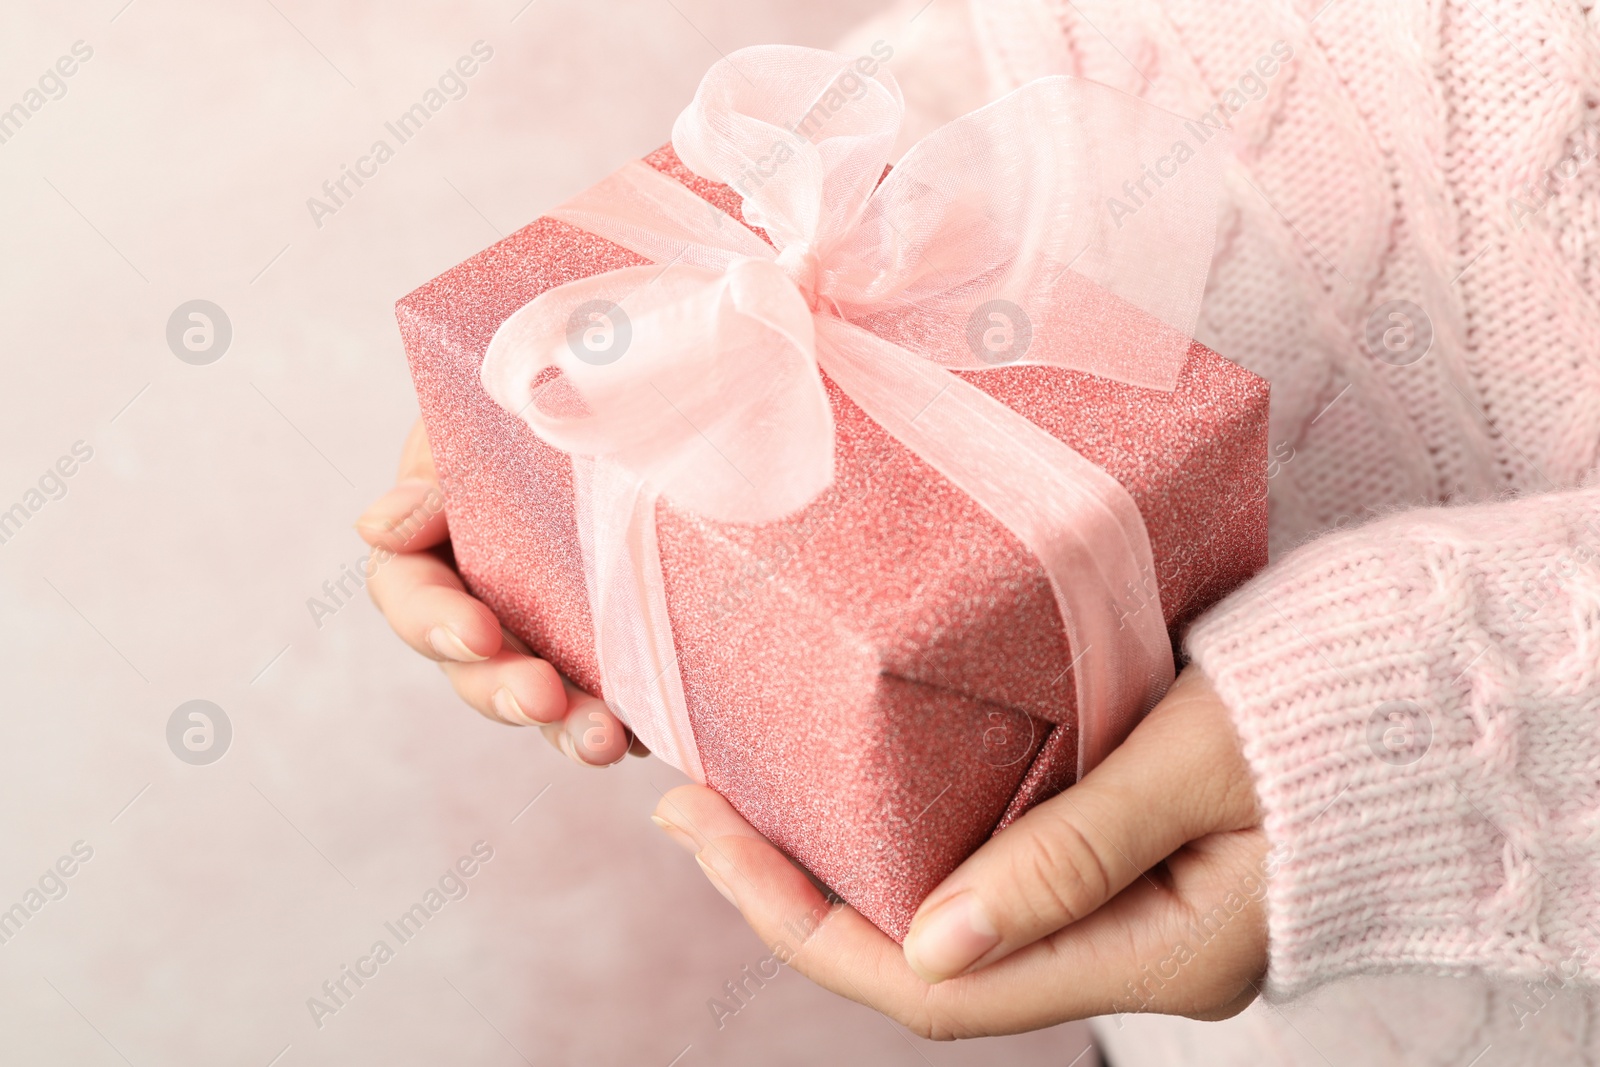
(484, 258), (832, 527)
(828, 76), (1220, 389)
(672, 45), (904, 256)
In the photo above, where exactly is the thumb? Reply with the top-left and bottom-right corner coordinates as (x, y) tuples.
(902, 668), (1253, 983)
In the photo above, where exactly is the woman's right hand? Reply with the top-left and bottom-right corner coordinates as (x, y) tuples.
(357, 417), (640, 766)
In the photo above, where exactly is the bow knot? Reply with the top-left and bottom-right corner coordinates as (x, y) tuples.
(774, 243), (829, 313)
(479, 44), (1227, 783)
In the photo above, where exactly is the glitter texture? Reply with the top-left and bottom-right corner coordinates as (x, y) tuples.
(397, 145), (1270, 940)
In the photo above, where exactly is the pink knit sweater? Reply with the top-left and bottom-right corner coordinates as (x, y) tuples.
(846, 0), (1600, 1042)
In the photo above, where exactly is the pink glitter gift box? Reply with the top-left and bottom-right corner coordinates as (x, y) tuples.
(397, 143), (1269, 940)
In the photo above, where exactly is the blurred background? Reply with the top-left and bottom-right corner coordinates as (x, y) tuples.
(0, 1), (1100, 1063)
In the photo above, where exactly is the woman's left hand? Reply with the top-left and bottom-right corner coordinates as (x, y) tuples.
(651, 667), (1273, 1038)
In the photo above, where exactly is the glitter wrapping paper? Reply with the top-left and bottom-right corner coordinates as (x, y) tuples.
(398, 145), (1270, 940)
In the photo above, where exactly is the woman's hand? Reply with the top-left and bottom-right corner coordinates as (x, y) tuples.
(357, 418), (640, 766)
(651, 667), (1272, 1038)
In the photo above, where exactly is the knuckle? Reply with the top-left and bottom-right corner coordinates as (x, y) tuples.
(1216, 758), (1262, 827)
(895, 996), (950, 1042)
(893, 1003), (937, 1040)
(899, 985), (984, 1041)
(915, 1013), (971, 1042)
(863, 946), (967, 1041)
(1009, 814), (1113, 928)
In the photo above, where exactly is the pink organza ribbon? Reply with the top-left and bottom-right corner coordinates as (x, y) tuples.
(482, 45), (1226, 783)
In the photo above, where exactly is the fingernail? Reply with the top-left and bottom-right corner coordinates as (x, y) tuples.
(695, 852), (738, 907)
(492, 687), (533, 726)
(651, 814), (698, 854)
(903, 892), (1000, 983)
(428, 626), (486, 663)
(558, 729), (599, 767)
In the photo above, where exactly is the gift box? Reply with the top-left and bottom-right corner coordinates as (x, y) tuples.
(397, 49), (1269, 939)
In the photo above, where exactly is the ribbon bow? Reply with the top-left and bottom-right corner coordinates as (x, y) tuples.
(482, 45), (1225, 782)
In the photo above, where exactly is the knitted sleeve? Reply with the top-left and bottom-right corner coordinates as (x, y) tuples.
(1186, 484), (1600, 1002)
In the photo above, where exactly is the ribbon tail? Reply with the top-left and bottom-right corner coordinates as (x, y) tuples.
(572, 455), (705, 782)
(813, 316), (1175, 778)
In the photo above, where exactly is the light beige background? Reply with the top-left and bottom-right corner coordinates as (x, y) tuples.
(0, 1), (1098, 1063)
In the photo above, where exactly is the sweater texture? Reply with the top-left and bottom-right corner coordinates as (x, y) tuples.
(843, 0), (1600, 1060)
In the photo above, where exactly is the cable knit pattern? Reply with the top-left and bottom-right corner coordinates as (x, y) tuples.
(1188, 489), (1600, 997)
(843, 0), (1600, 1050)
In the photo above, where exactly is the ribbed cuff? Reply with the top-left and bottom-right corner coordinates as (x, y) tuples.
(1185, 520), (1564, 1001)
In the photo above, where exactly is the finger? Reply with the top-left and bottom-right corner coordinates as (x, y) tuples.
(439, 652), (567, 726)
(1186, 976), (1260, 1022)
(650, 786), (932, 1015)
(1105, 828), (1269, 1022)
(653, 787), (1268, 1036)
(395, 416), (437, 482)
(366, 550), (501, 662)
(647, 786), (1160, 1036)
(471, 625), (640, 759)
(539, 686), (634, 766)
(489, 627), (632, 758)
(356, 479), (449, 553)
(356, 420), (448, 552)
(903, 667), (1255, 983)
(494, 628), (621, 744)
